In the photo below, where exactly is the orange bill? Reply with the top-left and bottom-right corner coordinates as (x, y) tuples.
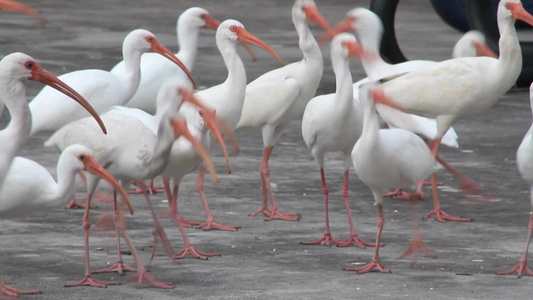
(82, 155), (134, 215)
(240, 41), (258, 62)
(0, 0), (46, 26)
(509, 2), (533, 26)
(303, 4), (333, 33)
(345, 40), (365, 58)
(27, 61), (107, 134)
(318, 16), (354, 44)
(234, 26), (284, 66)
(202, 13), (221, 29)
(199, 109), (233, 174)
(147, 36), (196, 89)
(172, 117), (218, 186)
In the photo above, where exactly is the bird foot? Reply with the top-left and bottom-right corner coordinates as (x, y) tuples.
(173, 245), (221, 260)
(249, 207), (271, 217)
(398, 237), (436, 264)
(423, 208), (472, 223)
(195, 220), (241, 231)
(92, 261), (137, 275)
(337, 234), (381, 249)
(128, 184), (166, 195)
(264, 209), (301, 222)
(126, 270), (172, 289)
(344, 257), (391, 274)
(0, 280), (40, 298)
(64, 276), (120, 288)
(497, 260), (533, 278)
(65, 198), (96, 209)
(459, 177), (494, 201)
(300, 233), (343, 247)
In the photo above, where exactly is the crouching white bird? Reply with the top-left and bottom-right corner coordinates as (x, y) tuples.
(0, 144), (131, 297)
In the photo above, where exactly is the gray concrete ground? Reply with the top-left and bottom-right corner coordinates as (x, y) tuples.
(1, 0), (533, 299)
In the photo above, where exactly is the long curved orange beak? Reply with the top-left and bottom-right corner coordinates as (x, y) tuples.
(303, 5), (333, 33)
(149, 38), (196, 90)
(240, 41), (258, 62)
(29, 62), (107, 134)
(172, 118), (218, 186)
(0, 0), (46, 26)
(202, 13), (221, 30)
(473, 41), (498, 58)
(83, 156), (133, 215)
(180, 88), (212, 112)
(199, 109), (232, 174)
(318, 16), (354, 44)
(235, 27), (284, 66)
(510, 3), (533, 26)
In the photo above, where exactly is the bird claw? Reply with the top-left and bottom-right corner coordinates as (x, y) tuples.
(195, 220), (241, 231)
(397, 237), (436, 264)
(173, 245), (220, 260)
(64, 276), (120, 288)
(65, 198), (97, 209)
(126, 270), (172, 289)
(264, 210), (301, 222)
(344, 258), (391, 274)
(423, 209), (472, 223)
(92, 261), (136, 275)
(337, 234), (379, 249)
(249, 207), (271, 217)
(497, 260), (533, 278)
(0, 280), (40, 298)
(300, 233), (343, 247)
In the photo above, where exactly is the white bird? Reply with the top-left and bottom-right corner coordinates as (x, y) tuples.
(355, 0), (533, 222)
(497, 82), (533, 278)
(45, 85), (214, 289)
(29, 28), (195, 136)
(349, 83), (436, 274)
(236, 0), (332, 221)
(110, 7), (220, 114)
(0, 144), (131, 293)
(0, 52), (105, 191)
(301, 33), (372, 248)
(170, 18), (284, 231)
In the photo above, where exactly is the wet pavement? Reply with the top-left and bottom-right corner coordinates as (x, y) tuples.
(2, 0), (533, 299)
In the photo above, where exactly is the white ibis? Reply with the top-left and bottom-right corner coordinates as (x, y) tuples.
(0, 0), (45, 26)
(235, 0), (332, 221)
(0, 144), (132, 295)
(0, 52), (105, 190)
(300, 33), (373, 248)
(349, 83), (436, 274)
(170, 18), (284, 231)
(29, 28), (195, 136)
(110, 7), (220, 114)
(366, 0), (533, 223)
(497, 82), (533, 277)
(45, 85), (215, 288)
(452, 30), (498, 58)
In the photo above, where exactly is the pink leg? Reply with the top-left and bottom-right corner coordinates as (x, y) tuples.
(129, 179), (167, 195)
(260, 147), (300, 222)
(173, 214), (221, 260)
(65, 194), (120, 288)
(337, 171), (377, 248)
(301, 168), (342, 246)
(345, 204), (390, 274)
(249, 157), (272, 218)
(0, 280), (40, 298)
(398, 197), (436, 263)
(194, 166), (241, 231)
(436, 155), (493, 200)
(92, 190), (136, 274)
(65, 172), (97, 209)
(159, 178), (200, 228)
(497, 214), (533, 277)
(423, 173), (472, 222)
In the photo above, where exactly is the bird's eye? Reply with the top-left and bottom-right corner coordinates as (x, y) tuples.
(200, 14), (206, 19)
(505, 3), (511, 9)
(24, 61), (34, 69)
(199, 111), (203, 116)
(78, 154), (86, 161)
(230, 26), (237, 31)
(146, 36), (154, 43)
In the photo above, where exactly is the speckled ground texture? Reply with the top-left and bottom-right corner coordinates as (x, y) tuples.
(1, 0), (533, 299)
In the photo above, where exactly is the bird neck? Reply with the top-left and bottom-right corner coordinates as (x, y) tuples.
(0, 79), (31, 159)
(295, 19), (322, 63)
(359, 92), (380, 149)
(495, 16), (522, 89)
(176, 21), (200, 71)
(332, 55), (354, 116)
(356, 28), (394, 80)
(52, 156), (78, 203)
(219, 40), (247, 98)
(120, 46), (143, 104)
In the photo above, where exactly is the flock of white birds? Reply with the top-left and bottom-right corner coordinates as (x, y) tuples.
(2, 0), (533, 297)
